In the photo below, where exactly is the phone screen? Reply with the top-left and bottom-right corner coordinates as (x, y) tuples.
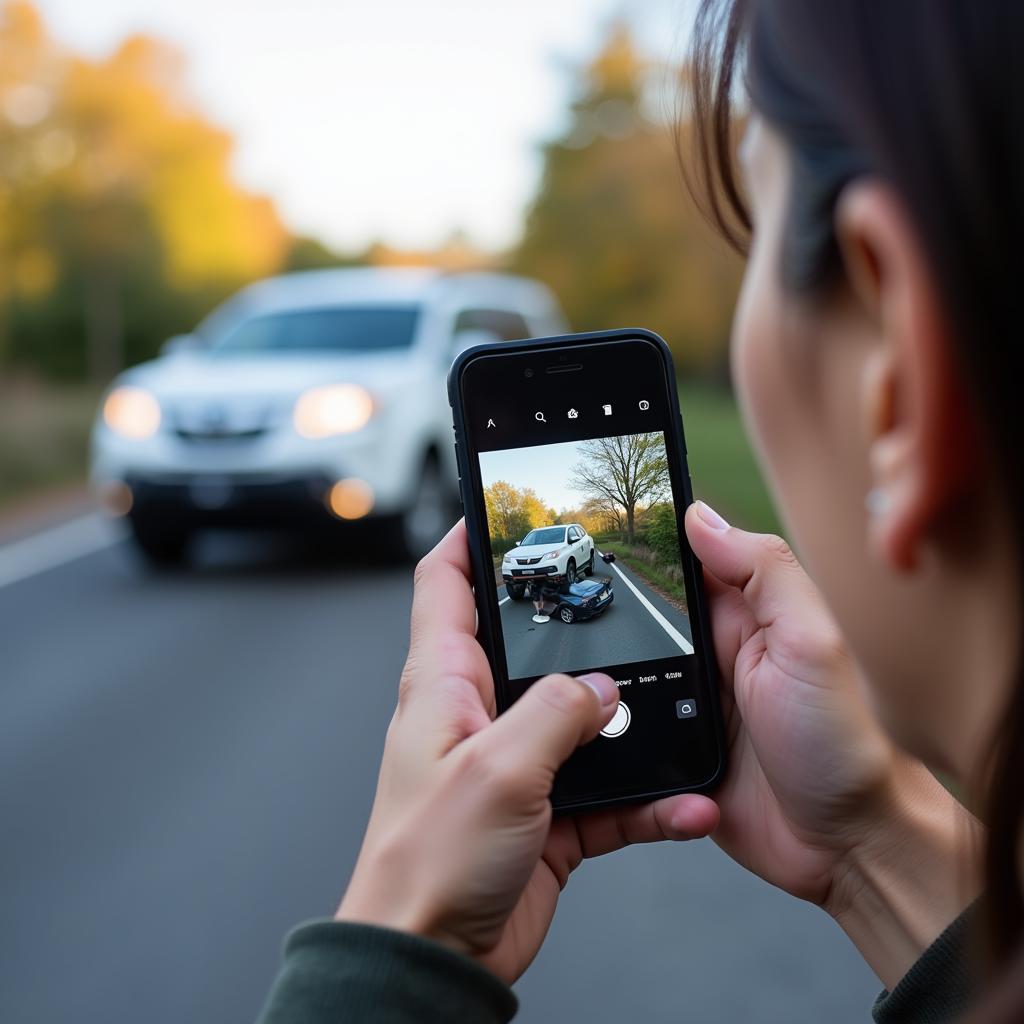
(454, 333), (723, 809)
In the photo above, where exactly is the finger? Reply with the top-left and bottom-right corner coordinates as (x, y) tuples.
(397, 519), (495, 739)
(409, 519), (477, 645)
(542, 795), (720, 888)
(573, 793), (720, 858)
(684, 501), (816, 631)
(476, 672), (620, 785)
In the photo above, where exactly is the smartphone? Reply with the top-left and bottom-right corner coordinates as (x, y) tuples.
(448, 328), (726, 813)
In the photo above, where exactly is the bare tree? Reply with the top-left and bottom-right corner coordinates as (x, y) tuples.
(570, 433), (669, 543)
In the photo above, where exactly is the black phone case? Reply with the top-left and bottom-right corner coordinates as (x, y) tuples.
(447, 328), (727, 813)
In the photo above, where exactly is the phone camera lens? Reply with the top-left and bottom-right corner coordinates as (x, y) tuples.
(524, 368), (534, 379)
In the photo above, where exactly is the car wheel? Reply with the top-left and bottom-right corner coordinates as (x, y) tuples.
(559, 605), (575, 624)
(394, 455), (455, 561)
(584, 549), (595, 575)
(566, 558), (577, 584)
(128, 512), (190, 568)
(506, 584), (526, 600)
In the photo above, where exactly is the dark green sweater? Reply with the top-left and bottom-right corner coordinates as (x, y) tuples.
(257, 908), (975, 1023)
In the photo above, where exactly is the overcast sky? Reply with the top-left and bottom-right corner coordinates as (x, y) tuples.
(33, 0), (690, 252)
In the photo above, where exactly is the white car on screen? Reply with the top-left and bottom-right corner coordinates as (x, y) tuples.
(91, 268), (566, 566)
(501, 523), (596, 599)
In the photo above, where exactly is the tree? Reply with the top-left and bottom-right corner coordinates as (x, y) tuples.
(483, 481), (553, 548)
(569, 432), (669, 543)
(645, 501), (681, 565)
(581, 495), (624, 536)
(0, 1), (287, 381)
(512, 23), (742, 376)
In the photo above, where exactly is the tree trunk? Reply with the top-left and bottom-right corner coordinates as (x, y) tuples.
(626, 506), (635, 544)
(85, 268), (122, 386)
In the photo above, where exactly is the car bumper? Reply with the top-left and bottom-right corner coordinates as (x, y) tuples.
(572, 591), (614, 620)
(125, 473), (337, 527)
(502, 567), (566, 584)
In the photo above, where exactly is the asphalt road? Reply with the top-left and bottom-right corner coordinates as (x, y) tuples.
(499, 558), (691, 679)
(1, 518), (879, 1023)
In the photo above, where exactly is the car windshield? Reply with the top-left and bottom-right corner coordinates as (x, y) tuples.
(521, 527), (566, 547)
(210, 306), (421, 355)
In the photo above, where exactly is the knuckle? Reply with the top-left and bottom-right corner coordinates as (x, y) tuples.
(759, 532), (798, 568)
(412, 552), (434, 589)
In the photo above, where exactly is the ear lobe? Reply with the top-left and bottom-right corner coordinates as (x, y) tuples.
(836, 180), (980, 573)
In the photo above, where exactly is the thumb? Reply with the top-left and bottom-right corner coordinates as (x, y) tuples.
(481, 672), (620, 782)
(685, 500), (812, 628)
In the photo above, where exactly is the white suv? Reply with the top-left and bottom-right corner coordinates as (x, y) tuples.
(91, 268), (565, 565)
(501, 524), (596, 598)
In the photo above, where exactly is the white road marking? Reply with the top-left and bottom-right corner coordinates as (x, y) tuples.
(0, 514), (122, 590)
(498, 595), (511, 606)
(599, 552), (694, 654)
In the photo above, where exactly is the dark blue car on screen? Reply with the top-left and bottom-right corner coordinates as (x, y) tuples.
(553, 578), (614, 624)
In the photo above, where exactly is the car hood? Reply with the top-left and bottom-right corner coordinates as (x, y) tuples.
(118, 350), (410, 401)
(506, 543), (566, 560)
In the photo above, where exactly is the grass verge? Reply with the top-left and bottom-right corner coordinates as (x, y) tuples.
(677, 382), (779, 534)
(596, 538), (688, 611)
(0, 380), (100, 511)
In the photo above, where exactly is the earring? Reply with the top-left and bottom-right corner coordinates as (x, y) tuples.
(865, 488), (891, 517)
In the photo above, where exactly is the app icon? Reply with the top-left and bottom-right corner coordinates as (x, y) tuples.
(676, 698), (697, 719)
(639, 400), (651, 412)
(567, 408), (579, 419)
(486, 418), (496, 429)
(603, 404), (613, 416)
(535, 411), (547, 423)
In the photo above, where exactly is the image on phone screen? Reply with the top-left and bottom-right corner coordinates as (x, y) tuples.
(479, 431), (694, 683)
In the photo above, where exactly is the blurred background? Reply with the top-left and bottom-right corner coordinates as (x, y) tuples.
(1, 1), (879, 1021)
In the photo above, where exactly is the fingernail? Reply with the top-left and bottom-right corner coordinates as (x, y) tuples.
(578, 673), (619, 707)
(695, 500), (729, 531)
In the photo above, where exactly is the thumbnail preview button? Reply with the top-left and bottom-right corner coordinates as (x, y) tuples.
(676, 698), (698, 719)
(600, 701), (631, 738)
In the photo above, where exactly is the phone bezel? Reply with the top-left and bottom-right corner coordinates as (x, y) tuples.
(448, 328), (726, 812)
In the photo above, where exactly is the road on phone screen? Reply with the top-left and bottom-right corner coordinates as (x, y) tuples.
(1, 516), (878, 1024)
(498, 555), (692, 679)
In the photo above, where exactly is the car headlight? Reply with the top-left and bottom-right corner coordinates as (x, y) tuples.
(294, 384), (374, 439)
(502, 554), (512, 563)
(544, 550), (562, 560)
(103, 386), (161, 440)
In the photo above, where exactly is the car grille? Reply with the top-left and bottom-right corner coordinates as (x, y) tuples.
(173, 426), (268, 442)
(516, 557), (543, 565)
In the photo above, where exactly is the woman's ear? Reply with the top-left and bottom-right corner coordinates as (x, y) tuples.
(834, 180), (980, 572)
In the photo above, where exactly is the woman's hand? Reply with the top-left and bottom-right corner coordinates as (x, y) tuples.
(336, 521), (718, 984)
(684, 500), (981, 988)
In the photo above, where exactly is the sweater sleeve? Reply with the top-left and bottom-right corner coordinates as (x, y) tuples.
(256, 921), (517, 1024)
(872, 904), (977, 1024)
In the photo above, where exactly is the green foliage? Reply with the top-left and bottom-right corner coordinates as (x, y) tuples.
(645, 502), (681, 566)
(679, 382), (780, 534)
(483, 480), (556, 551)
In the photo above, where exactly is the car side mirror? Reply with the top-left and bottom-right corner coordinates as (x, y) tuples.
(161, 333), (203, 357)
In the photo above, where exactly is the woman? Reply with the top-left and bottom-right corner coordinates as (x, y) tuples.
(258, 1), (1023, 1020)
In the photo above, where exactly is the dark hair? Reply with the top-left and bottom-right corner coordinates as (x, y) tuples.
(687, 0), (1024, 976)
